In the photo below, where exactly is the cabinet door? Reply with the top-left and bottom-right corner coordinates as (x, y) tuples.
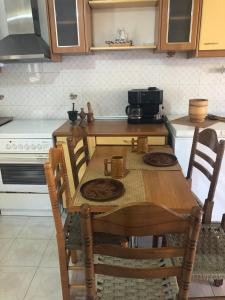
(159, 0), (199, 51)
(199, 0), (225, 50)
(48, 0), (87, 53)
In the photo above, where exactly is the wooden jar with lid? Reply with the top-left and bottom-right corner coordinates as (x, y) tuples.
(189, 99), (208, 123)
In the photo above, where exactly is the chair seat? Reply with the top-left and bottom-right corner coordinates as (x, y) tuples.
(166, 223), (225, 280)
(95, 256), (178, 300)
(66, 213), (127, 250)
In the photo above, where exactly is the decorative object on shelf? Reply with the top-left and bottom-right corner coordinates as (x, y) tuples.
(189, 99), (208, 123)
(80, 178), (125, 201)
(87, 102), (94, 123)
(67, 93), (78, 124)
(79, 108), (87, 127)
(143, 152), (178, 167)
(105, 28), (132, 47)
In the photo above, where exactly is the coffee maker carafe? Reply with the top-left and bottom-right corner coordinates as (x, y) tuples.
(125, 87), (164, 124)
(125, 105), (142, 120)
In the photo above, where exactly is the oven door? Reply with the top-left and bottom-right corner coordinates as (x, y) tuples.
(0, 153), (48, 193)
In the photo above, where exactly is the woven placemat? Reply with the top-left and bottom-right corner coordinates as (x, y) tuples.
(171, 116), (218, 128)
(127, 147), (181, 171)
(74, 170), (146, 207)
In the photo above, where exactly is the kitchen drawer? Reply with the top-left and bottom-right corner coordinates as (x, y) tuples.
(95, 136), (166, 145)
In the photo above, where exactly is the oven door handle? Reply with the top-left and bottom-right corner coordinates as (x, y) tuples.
(0, 154), (48, 164)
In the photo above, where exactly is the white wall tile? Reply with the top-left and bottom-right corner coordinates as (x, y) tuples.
(1, 52), (225, 118)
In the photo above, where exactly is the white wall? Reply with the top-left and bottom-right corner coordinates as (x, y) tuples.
(0, 51), (225, 119)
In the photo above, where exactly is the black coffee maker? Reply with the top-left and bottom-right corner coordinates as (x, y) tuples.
(125, 87), (164, 124)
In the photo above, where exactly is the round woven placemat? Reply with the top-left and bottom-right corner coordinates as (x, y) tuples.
(80, 178), (125, 201)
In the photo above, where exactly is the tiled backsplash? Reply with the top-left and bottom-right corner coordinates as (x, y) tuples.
(0, 51), (225, 119)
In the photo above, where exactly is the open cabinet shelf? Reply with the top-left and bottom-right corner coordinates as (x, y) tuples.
(89, 0), (158, 8)
(90, 44), (156, 51)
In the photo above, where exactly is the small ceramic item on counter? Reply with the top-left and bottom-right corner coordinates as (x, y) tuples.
(67, 93), (78, 124)
(79, 108), (87, 127)
(189, 99), (208, 123)
(87, 102), (94, 123)
(131, 136), (148, 153)
(104, 155), (128, 179)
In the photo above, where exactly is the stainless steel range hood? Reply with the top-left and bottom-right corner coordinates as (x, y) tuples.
(0, 0), (51, 61)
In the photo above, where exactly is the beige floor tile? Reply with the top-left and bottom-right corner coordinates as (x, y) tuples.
(40, 240), (59, 268)
(189, 280), (214, 297)
(0, 216), (29, 238)
(0, 239), (14, 261)
(18, 217), (54, 240)
(1, 239), (48, 267)
(24, 267), (62, 300)
(211, 280), (225, 296)
(0, 266), (36, 300)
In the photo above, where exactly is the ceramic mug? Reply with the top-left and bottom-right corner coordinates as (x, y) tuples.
(131, 136), (148, 153)
(104, 156), (127, 178)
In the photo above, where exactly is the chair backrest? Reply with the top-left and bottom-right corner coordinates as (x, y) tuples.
(187, 127), (225, 223)
(67, 126), (90, 188)
(44, 145), (72, 239)
(81, 202), (202, 300)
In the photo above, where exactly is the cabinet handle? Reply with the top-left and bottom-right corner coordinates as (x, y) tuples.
(204, 42), (219, 45)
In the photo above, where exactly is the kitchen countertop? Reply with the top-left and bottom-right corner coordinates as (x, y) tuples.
(53, 119), (168, 137)
(167, 115), (225, 138)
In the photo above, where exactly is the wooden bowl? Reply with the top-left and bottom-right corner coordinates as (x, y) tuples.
(189, 99), (208, 123)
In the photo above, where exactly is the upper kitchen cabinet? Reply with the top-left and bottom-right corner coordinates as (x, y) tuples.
(195, 0), (225, 57)
(47, 0), (91, 53)
(157, 0), (200, 51)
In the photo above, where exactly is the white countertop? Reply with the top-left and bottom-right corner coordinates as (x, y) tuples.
(0, 119), (66, 139)
(167, 115), (225, 138)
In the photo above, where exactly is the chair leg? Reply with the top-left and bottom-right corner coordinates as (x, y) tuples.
(71, 250), (78, 264)
(58, 251), (71, 300)
(214, 279), (223, 287)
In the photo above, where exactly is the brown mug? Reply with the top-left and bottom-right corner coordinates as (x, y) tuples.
(104, 156), (127, 178)
(131, 136), (148, 153)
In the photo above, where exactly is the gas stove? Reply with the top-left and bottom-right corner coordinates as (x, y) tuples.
(0, 119), (65, 216)
(0, 119), (64, 153)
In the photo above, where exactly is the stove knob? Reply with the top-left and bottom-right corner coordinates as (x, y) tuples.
(24, 144), (29, 150)
(31, 144), (36, 150)
(12, 144), (17, 150)
(37, 144), (42, 150)
(6, 144), (11, 150)
(18, 144), (23, 150)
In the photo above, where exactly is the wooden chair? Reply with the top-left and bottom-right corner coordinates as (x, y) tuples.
(67, 126), (89, 189)
(187, 127), (225, 223)
(167, 127), (225, 287)
(80, 202), (202, 300)
(44, 145), (85, 300)
(45, 146), (128, 300)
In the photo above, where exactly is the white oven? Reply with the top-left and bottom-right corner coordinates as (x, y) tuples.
(0, 153), (48, 193)
(0, 119), (65, 216)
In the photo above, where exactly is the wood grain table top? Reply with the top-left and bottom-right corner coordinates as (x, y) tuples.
(53, 120), (168, 137)
(69, 146), (197, 214)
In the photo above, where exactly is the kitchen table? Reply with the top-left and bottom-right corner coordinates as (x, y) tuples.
(69, 145), (197, 214)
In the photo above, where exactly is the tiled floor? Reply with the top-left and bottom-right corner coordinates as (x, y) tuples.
(0, 215), (224, 300)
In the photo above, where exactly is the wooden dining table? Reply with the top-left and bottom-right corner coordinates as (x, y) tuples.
(69, 145), (197, 214)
